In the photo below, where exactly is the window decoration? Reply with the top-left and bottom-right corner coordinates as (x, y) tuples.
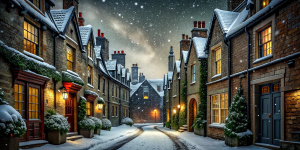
(88, 65), (93, 84)
(258, 26), (272, 58)
(262, 86), (269, 93)
(211, 93), (228, 124)
(24, 21), (39, 55)
(67, 46), (73, 71)
(215, 47), (221, 75)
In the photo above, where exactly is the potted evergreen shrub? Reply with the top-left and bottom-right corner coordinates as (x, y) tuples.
(102, 119), (112, 131)
(0, 88), (26, 150)
(192, 118), (206, 136)
(90, 116), (102, 135)
(78, 117), (95, 138)
(44, 109), (70, 145)
(224, 87), (253, 147)
(121, 117), (134, 127)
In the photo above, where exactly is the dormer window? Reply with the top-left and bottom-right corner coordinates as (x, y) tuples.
(29, 0), (40, 9)
(24, 21), (39, 55)
(261, 0), (271, 9)
(88, 41), (93, 59)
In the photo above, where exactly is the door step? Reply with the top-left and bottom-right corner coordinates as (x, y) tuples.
(255, 143), (280, 150)
(67, 132), (79, 137)
(67, 135), (84, 141)
(178, 125), (188, 132)
(19, 140), (48, 149)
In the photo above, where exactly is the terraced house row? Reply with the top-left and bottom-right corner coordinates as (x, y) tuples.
(163, 0), (300, 149)
(0, 0), (130, 143)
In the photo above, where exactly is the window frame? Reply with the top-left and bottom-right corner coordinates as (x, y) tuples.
(67, 45), (74, 71)
(24, 20), (39, 55)
(88, 65), (93, 85)
(143, 86), (149, 99)
(258, 26), (272, 58)
(191, 65), (196, 83)
(97, 75), (100, 90)
(102, 79), (106, 94)
(214, 47), (221, 75)
(29, 0), (40, 9)
(210, 93), (228, 124)
(88, 41), (93, 59)
(86, 101), (93, 116)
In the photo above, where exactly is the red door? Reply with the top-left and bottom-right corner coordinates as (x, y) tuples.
(65, 94), (74, 132)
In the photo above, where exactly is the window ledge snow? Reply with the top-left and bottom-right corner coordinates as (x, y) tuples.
(97, 89), (100, 92)
(190, 82), (196, 85)
(23, 51), (44, 62)
(88, 56), (93, 61)
(253, 54), (273, 64)
(212, 74), (221, 79)
(87, 83), (94, 88)
(208, 123), (225, 129)
(67, 70), (79, 77)
(173, 95), (177, 98)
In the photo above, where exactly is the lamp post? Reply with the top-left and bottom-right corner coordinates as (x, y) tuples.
(154, 109), (157, 123)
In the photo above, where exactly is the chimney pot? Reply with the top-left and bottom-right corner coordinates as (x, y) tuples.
(79, 12), (82, 18)
(198, 21), (201, 28)
(182, 34), (185, 39)
(186, 35), (188, 39)
(101, 33), (104, 37)
(118, 51), (120, 54)
(114, 51), (116, 54)
(98, 29), (101, 37)
(121, 50), (124, 53)
(193, 21), (197, 28)
(202, 21), (205, 28)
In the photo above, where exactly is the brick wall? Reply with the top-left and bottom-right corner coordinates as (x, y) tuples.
(284, 90), (300, 141)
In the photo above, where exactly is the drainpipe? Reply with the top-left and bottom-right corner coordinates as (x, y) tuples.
(53, 33), (57, 110)
(184, 64), (187, 123)
(225, 37), (232, 107)
(107, 80), (110, 119)
(245, 27), (251, 129)
(178, 77), (181, 126)
(119, 85), (122, 125)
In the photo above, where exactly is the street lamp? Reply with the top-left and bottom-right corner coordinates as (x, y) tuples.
(154, 109), (157, 123)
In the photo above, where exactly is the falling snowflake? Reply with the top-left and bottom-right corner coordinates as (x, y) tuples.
(102, 0), (105, 2)
(141, 5), (144, 9)
(135, 2), (138, 6)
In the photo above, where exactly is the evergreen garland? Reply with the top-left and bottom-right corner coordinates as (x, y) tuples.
(78, 97), (87, 121)
(194, 59), (208, 128)
(224, 87), (248, 138)
(180, 81), (187, 102)
(179, 106), (187, 127)
(171, 113), (179, 130)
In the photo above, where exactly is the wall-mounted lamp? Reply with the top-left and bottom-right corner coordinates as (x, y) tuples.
(173, 109), (176, 114)
(97, 103), (103, 110)
(61, 88), (68, 100)
(97, 97), (105, 110)
(177, 104), (180, 109)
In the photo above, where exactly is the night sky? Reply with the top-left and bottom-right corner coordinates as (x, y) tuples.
(54, 0), (226, 79)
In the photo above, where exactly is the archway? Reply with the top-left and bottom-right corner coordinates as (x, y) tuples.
(188, 98), (197, 131)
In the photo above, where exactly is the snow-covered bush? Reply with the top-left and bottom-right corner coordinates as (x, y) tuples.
(224, 87), (252, 139)
(121, 117), (134, 126)
(78, 97), (87, 121)
(102, 119), (112, 131)
(0, 88), (26, 137)
(89, 117), (102, 129)
(44, 110), (70, 135)
(62, 71), (84, 86)
(78, 117), (95, 130)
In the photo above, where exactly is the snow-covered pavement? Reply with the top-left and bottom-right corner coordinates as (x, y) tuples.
(118, 125), (175, 150)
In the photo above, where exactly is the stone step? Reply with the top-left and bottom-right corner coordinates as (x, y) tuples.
(67, 132), (78, 137)
(67, 135), (84, 141)
(180, 127), (187, 130)
(178, 129), (185, 132)
(183, 125), (188, 127)
(19, 140), (48, 149)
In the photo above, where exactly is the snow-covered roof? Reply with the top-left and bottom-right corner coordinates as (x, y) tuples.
(11, 0), (58, 33)
(127, 72), (131, 81)
(130, 81), (144, 96)
(79, 25), (92, 45)
(182, 51), (188, 64)
(105, 60), (117, 71)
(192, 37), (207, 59)
(175, 61), (180, 73)
(122, 68), (126, 77)
(227, 0), (282, 37)
(167, 71), (173, 81)
(214, 9), (239, 34)
(164, 74), (168, 86)
(50, 7), (74, 33)
(99, 61), (108, 75)
(148, 79), (164, 97)
(117, 64), (123, 74)
(95, 46), (101, 59)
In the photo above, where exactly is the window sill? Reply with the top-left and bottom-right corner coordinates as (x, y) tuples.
(190, 82), (196, 85)
(97, 90), (100, 92)
(253, 54), (273, 64)
(173, 95), (177, 98)
(88, 56), (93, 61)
(23, 50), (44, 62)
(212, 74), (221, 79)
(87, 84), (94, 88)
(208, 123), (225, 129)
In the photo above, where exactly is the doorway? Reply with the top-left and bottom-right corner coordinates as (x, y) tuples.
(188, 98), (197, 131)
(65, 93), (75, 132)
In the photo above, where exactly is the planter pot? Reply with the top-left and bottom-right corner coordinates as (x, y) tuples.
(194, 127), (206, 136)
(0, 137), (19, 150)
(225, 135), (253, 147)
(94, 129), (101, 135)
(79, 129), (94, 138)
(47, 130), (66, 145)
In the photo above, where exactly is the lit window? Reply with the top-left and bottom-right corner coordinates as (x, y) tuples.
(261, 0), (271, 9)
(86, 102), (92, 116)
(14, 84), (25, 118)
(211, 93), (228, 124)
(215, 47), (221, 75)
(24, 21), (39, 55)
(143, 86), (149, 99)
(29, 0), (40, 8)
(88, 41), (93, 59)
(67, 46), (73, 71)
(29, 87), (39, 119)
(88, 65), (93, 84)
(192, 65), (196, 82)
(258, 27), (272, 58)
(262, 86), (270, 93)
(274, 83), (280, 92)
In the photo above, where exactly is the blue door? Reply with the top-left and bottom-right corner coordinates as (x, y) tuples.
(260, 82), (281, 146)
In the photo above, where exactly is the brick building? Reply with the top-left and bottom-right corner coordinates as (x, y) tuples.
(0, 0), (130, 144)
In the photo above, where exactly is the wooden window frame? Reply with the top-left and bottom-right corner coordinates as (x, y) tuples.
(214, 47), (221, 75)
(211, 93), (228, 124)
(86, 101), (93, 116)
(29, 0), (40, 9)
(67, 45), (74, 71)
(88, 41), (93, 59)
(97, 75), (100, 90)
(88, 65), (93, 85)
(258, 26), (272, 58)
(24, 20), (39, 55)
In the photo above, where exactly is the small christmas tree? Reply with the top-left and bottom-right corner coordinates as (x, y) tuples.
(224, 87), (252, 146)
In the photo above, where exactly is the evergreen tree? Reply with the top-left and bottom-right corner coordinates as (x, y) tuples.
(224, 87), (248, 138)
(78, 97), (87, 121)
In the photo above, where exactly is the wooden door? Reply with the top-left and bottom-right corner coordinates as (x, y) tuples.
(65, 94), (74, 132)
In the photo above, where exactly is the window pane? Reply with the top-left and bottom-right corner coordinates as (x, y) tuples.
(29, 87), (39, 119)
(14, 84), (25, 118)
(24, 21), (38, 55)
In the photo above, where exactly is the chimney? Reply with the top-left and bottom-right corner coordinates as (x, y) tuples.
(78, 12), (85, 26)
(202, 21), (205, 28)
(182, 34), (185, 39)
(193, 21), (197, 28)
(198, 21), (201, 28)
(63, 0), (79, 18)
(98, 29), (101, 37)
(101, 33), (104, 37)
(131, 64), (139, 85)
